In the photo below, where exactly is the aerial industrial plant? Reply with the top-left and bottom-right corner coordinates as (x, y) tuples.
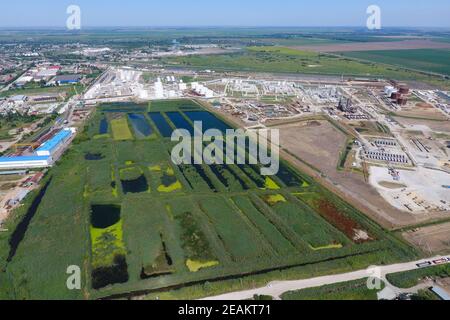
(0, 0), (449, 305)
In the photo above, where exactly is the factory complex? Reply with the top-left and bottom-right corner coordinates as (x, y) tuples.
(0, 128), (75, 170)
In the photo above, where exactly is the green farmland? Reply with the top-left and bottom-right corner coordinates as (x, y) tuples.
(386, 264), (450, 289)
(0, 99), (417, 300)
(339, 49), (450, 76)
(281, 278), (384, 300)
(164, 46), (450, 89)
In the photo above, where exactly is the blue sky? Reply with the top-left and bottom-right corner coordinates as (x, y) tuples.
(1, 0), (449, 28)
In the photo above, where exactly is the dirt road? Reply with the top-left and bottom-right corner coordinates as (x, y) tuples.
(202, 256), (449, 300)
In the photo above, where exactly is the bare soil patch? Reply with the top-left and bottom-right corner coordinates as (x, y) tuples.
(278, 120), (346, 173)
(395, 104), (448, 121)
(316, 200), (373, 243)
(394, 117), (450, 133)
(416, 103), (434, 109)
(403, 222), (450, 254)
(379, 181), (407, 189)
(0, 182), (17, 191)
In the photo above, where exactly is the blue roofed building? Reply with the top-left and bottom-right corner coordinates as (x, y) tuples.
(51, 74), (82, 85)
(36, 128), (73, 156)
(0, 128), (75, 169)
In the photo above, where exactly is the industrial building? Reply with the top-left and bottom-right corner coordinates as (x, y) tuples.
(384, 85), (409, 106)
(337, 97), (356, 113)
(0, 156), (52, 169)
(35, 69), (58, 79)
(30, 93), (60, 103)
(10, 95), (28, 105)
(191, 82), (214, 98)
(51, 74), (82, 85)
(35, 128), (74, 156)
(374, 139), (397, 147)
(345, 114), (369, 120)
(0, 128), (75, 169)
(430, 287), (450, 301)
(0, 170), (28, 176)
(364, 150), (409, 164)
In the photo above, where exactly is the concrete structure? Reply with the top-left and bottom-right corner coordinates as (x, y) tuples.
(12, 189), (30, 204)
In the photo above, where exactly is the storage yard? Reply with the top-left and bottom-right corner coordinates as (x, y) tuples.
(369, 166), (450, 214)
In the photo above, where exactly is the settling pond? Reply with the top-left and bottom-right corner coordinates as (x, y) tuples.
(90, 205), (121, 229)
(149, 113), (173, 138)
(99, 118), (109, 135)
(121, 175), (149, 194)
(128, 113), (153, 138)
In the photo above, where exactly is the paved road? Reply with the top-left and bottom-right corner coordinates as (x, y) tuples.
(201, 256), (449, 300)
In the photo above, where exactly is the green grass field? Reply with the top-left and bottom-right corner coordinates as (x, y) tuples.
(339, 49), (450, 76)
(111, 117), (134, 141)
(0, 114), (43, 140)
(281, 278), (384, 300)
(0, 83), (85, 99)
(386, 264), (450, 289)
(164, 46), (450, 89)
(0, 99), (418, 300)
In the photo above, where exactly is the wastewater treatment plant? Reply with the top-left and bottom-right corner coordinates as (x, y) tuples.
(2, 2), (450, 304)
(0, 99), (417, 300)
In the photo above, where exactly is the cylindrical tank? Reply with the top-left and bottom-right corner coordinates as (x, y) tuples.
(397, 97), (408, 105)
(391, 92), (401, 99)
(399, 86), (410, 94)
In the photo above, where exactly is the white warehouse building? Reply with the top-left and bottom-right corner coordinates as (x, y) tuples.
(0, 156), (52, 170)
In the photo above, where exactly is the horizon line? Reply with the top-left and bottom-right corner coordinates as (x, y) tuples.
(1, 25), (450, 30)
